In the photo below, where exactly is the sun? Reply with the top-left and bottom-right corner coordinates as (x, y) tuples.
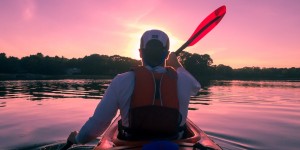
(124, 35), (141, 60)
(132, 44), (141, 60)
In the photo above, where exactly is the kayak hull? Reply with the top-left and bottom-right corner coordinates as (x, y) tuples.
(94, 115), (222, 150)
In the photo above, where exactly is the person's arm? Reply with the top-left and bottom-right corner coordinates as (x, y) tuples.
(177, 67), (201, 96)
(167, 52), (200, 95)
(168, 52), (201, 126)
(67, 76), (120, 144)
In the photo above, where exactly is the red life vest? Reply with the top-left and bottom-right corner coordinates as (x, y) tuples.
(127, 66), (181, 139)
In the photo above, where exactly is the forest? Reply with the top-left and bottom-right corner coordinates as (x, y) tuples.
(0, 52), (299, 80)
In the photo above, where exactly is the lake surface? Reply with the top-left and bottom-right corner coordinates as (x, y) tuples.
(0, 79), (299, 150)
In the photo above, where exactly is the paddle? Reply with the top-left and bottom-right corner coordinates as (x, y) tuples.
(175, 5), (226, 56)
(60, 131), (78, 150)
(60, 141), (73, 150)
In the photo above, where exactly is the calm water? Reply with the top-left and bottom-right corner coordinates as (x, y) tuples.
(0, 79), (299, 150)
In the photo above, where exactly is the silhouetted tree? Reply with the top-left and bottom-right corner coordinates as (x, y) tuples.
(20, 53), (44, 74)
(79, 54), (110, 75)
(108, 55), (140, 75)
(212, 64), (233, 79)
(178, 52), (213, 80)
(66, 58), (81, 68)
(20, 53), (67, 75)
(0, 53), (20, 73)
(0, 53), (8, 73)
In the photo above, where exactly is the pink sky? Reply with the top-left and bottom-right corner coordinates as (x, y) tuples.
(1, 0), (300, 68)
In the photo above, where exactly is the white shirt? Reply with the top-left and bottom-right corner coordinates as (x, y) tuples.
(76, 66), (200, 144)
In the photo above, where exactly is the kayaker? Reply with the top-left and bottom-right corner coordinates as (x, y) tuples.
(66, 29), (201, 144)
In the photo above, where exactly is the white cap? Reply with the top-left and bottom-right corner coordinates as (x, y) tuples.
(140, 29), (169, 50)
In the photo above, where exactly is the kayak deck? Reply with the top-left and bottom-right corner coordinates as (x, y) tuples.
(94, 115), (222, 150)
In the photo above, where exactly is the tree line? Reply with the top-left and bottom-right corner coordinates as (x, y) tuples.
(0, 53), (140, 76)
(0, 52), (299, 80)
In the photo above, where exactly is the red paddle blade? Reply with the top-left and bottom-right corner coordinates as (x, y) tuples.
(175, 5), (226, 56)
(188, 5), (226, 46)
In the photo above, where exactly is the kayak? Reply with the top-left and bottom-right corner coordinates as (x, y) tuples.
(94, 115), (222, 150)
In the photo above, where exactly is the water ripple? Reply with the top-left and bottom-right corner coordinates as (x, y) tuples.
(0, 79), (109, 101)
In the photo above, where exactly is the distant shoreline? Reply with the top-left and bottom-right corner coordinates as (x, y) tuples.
(0, 73), (114, 81)
(1, 53), (299, 82)
(1, 73), (299, 81)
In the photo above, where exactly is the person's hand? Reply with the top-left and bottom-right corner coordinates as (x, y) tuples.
(166, 52), (182, 70)
(67, 131), (78, 144)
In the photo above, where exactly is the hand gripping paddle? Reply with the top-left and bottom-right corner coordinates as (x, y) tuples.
(175, 5), (226, 56)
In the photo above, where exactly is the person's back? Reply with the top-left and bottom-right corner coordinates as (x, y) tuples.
(66, 29), (201, 144)
(118, 66), (180, 140)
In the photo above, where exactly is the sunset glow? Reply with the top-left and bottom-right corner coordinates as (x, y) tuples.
(1, 0), (300, 68)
